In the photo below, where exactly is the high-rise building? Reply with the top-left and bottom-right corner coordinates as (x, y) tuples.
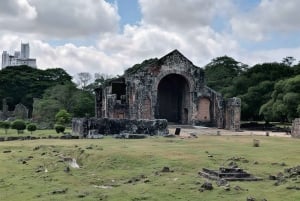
(21, 43), (30, 58)
(1, 43), (37, 69)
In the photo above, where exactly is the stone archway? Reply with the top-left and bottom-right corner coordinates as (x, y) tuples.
(156, 74), (190, 124)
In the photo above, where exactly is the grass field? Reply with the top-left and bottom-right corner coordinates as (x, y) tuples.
(0, 130), (299, 201)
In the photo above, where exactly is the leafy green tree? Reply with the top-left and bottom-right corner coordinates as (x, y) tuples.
(204, 56), (247, 95)
(260, 75), (300, 122)
(27, 123), (37, 135)
(32, 98), (61, 128)
(55, 109), (72, 126)
(72, 91), (95, 117)
(0, 121), (10, 134)
(0, 66), (73, 115)
(11, 119), (26, 134)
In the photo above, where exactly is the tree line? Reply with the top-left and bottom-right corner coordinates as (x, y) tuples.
(204, 56), (300, 122)
(0, 66), (95, 128)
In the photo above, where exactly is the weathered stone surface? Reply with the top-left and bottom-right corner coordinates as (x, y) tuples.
(95, 50), (241, 130)
(72, 118), (168, 137)
(291, 118), (300, 138)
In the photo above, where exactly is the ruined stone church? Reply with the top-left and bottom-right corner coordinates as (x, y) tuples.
(95, 50), (240, 130)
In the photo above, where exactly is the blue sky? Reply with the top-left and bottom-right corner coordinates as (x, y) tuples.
(1, 0), (300, 77)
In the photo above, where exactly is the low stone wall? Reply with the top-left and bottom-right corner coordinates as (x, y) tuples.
(72, 118), (169, 138)
(291, 118), (300, 138)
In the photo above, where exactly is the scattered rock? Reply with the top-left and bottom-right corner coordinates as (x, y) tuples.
(164, 134), (176, 138)
(51, 188), (68, 194)
(35, 166), (44, 173)
(200, 181), (213, 191)
(246, 196), (256, 201)
(64, 166), (70, 173)
(234, 185), (244, 191)
(268, 175), (277, 180)
(216, 178), (228, 187)
(253, 161), (259, 165)
(161, 166), (173, 173)
(223, 184), (231, 191)
(33, 146), (41, 151)
(286, 186), (300, 190)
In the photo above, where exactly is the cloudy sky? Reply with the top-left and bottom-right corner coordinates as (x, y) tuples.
(1, 0), (300, 78)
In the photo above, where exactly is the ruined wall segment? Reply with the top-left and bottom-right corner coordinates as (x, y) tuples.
(225, 97), (241, 131)
(291, 118), (300, 138)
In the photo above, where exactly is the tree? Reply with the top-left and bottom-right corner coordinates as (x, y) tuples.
(27, 123), (37, 135)
(204, 56), (247, 94)
(77, 72), (92, 89)
(55, 109), (72, 126)
(0, 66), (73, 116)
(260, 75), (300, 122)
(282, 56), (296, 66)
(0, 121), (10, 134)
(11, 119), (26, 134)
(32, 98), (61, 128)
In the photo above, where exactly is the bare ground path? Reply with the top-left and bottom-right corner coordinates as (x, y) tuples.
(168, 124), (290, 138)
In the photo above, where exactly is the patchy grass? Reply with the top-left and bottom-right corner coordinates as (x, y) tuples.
(0, 135), (299, 201)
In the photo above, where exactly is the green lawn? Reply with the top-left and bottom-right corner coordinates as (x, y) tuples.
(0, 133), (299, 201)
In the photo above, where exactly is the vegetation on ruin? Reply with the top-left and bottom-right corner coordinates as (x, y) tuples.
(0, 133), (299, 201)
(125, 58), (158, 75)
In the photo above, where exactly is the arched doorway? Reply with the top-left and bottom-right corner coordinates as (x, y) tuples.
(156, 74), (190, 124)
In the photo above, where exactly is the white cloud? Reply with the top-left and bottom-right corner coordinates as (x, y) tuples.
(139, 0), (233, 30)
(231, 0), (300, 41)
(0, 0), (119, 38)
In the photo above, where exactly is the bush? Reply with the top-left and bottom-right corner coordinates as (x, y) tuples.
(55, 124), (65, 134)
(0, 121), (10, 134)
(11, 120), (26, 134)
(27, 123), (37, 135)
(55, 109), (72, 126)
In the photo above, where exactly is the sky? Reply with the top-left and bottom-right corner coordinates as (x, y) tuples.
(1, 0), (300, 79)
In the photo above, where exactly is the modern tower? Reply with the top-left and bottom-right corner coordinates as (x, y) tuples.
(21, 43), (30, 59)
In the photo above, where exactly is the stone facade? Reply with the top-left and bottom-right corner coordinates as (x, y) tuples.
(291, 118), (300, 138)
(95, 50), (241, 130)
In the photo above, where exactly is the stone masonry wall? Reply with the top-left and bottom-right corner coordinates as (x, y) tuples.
(291, 118), (300, 138)
(72, 118), (168, 138)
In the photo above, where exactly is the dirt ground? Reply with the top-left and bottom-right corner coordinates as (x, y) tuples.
(168, 125), (290, 138)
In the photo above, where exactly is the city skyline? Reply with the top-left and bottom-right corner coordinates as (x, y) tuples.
(0, 0), (300, 77)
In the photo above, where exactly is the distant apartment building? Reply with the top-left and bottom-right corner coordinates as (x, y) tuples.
(1, 43), (37, 69)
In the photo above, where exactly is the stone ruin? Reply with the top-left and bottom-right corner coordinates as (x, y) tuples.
(0, 99), (29, 121)
(199, 167), (262, 181)
(73, 50), (241, 137)
(291, 118), (300, 138)
(72, 118), (168, 138)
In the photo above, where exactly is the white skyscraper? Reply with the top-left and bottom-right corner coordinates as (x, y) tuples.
(1, 43), (36, 69)
(21, 43), (30, 58)
(1, 51), (10, 68)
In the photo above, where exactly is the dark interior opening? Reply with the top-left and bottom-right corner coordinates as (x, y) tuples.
(111, 82), (126, 100)
(156, 74), (189, 123)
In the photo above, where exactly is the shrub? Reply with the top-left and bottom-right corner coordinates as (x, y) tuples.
(55, 124), (65, 134)
(27, 123), (37, 135)
(11, 120), (26, 134)
(55, 109), (72, 126)
(0, 121), (10, 134)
